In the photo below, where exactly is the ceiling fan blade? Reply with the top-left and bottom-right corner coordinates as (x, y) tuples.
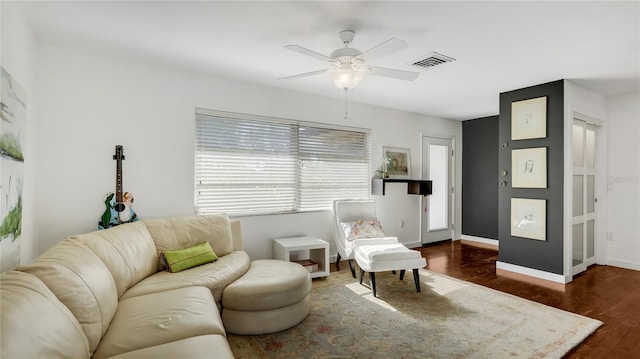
(369, 66), (420, 81)
(357, 38), (408, 62)
(279, 69), (328, 80)
(284, 45), (332, 62)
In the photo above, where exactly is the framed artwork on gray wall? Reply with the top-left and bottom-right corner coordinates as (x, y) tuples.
(511, 198), (546, 241)
(511, 96), (547, 140)
(383, 146), (411, 179)
(512, 147), (547, 188)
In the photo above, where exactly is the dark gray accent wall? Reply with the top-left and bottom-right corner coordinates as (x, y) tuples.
(498, 80), (564, 274)
(462, 116), (498, 240)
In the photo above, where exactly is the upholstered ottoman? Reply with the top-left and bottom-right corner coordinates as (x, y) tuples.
(354, 243), (426, 297)
(221, 259), (311, 335)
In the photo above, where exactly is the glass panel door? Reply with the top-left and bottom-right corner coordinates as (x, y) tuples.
(572, 119), (597, 275)
(421, 136), (453, 243)
(428, 144), (448, 231)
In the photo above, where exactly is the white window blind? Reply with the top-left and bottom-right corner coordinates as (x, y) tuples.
(195, 109), (371, 216)
(298, 126), (371, 211)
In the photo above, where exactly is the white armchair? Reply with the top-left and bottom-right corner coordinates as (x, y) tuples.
(333, 199), (387, 277)
(333, 199), (427, 297)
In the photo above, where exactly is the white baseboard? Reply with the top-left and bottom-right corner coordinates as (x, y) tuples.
(460, 235), (499, 248)
(606, 258), (640, 271)
(496, 261), (571, 284)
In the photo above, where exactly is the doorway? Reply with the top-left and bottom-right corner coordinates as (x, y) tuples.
(421, 136), (453, 244)
(571, 119), (598, 275)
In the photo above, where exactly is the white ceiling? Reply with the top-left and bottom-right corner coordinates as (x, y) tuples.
(17, 1), (640, 121)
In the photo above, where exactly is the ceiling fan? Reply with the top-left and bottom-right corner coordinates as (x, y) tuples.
(281, 30), (420, 91)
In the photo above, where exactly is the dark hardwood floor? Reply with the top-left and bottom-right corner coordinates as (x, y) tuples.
(331, 240), (640, 359)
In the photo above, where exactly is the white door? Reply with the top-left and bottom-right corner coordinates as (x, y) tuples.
(421, 136), (453, 244)
(572, 119), (598, 275)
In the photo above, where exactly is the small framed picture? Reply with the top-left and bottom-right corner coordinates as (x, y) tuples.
(511, 198), (546, 241)
(383, 147), (411, 179)
(511, 96), (547, 140)
(512, 147), (547, 188)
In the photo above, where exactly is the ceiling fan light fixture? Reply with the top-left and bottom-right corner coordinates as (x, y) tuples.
(330, 64), (364, 91)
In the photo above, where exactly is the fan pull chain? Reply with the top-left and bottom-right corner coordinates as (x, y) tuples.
(344, 89), (349, 120)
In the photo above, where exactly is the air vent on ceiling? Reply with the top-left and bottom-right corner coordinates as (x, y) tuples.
(410, 52), (456, 69)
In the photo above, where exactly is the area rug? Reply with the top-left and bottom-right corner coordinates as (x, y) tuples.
(227, 269), (601, 358)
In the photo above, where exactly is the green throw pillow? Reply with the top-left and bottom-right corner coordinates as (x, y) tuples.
(160, 242), (218, 273)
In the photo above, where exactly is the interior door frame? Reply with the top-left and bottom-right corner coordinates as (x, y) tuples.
(571, 118), (598, 275)
(565, 108), (606, 278)
(420, 134), (455, 244)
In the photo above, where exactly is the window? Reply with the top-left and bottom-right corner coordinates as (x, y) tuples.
(195, 109), (371, 216)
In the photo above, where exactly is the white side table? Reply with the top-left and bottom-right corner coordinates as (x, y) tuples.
(272, 236), (330, 278)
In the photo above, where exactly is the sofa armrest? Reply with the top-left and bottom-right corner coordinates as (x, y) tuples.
(230, 219), (244, 251)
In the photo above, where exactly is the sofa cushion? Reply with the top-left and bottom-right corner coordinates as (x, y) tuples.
(68, 221), (158, 297)
(121, 250), (250, 303)
(104, 335), (234, 359)
(92, 286), (225, 359)
(0, 271), (91, 359)
(143, 215), (234, 271)
(17, 239), (118, 354)
(160, 241), (218, 273)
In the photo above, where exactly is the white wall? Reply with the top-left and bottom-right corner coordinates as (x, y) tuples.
(565, 81), (640, 273)
(33, 43), (462, 261)
(1, 1), (38, 265)
(605, 92), (640, 270)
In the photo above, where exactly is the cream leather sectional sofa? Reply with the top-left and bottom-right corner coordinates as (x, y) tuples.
(0, 215), (251, 358)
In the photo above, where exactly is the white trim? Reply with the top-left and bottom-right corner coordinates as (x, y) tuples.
(496, 261), (571, 284)
(405, 240), (422, 249)
(565, 101), (608, 276)
(451, 136), (457, 240)
(419, 134), (455, 244)
(606, 258), (640, 271)
(460, 235), (499, 248)
(563, 102), (573, 279)
(573, 111), (604, 127)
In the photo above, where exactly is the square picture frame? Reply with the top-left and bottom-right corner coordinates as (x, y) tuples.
(383, 146), (411, 179)
(511, 96), (547, 140)
(512, 147), (547, 188)
(511, 198), (546, 241)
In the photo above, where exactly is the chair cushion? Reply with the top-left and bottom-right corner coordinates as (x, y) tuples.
(356, 243), (423, 261)
(354, 244), (426, 272)
(352, 237), (399, 246)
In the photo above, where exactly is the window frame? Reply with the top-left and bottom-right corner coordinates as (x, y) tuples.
(195, 108), (372, 216)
